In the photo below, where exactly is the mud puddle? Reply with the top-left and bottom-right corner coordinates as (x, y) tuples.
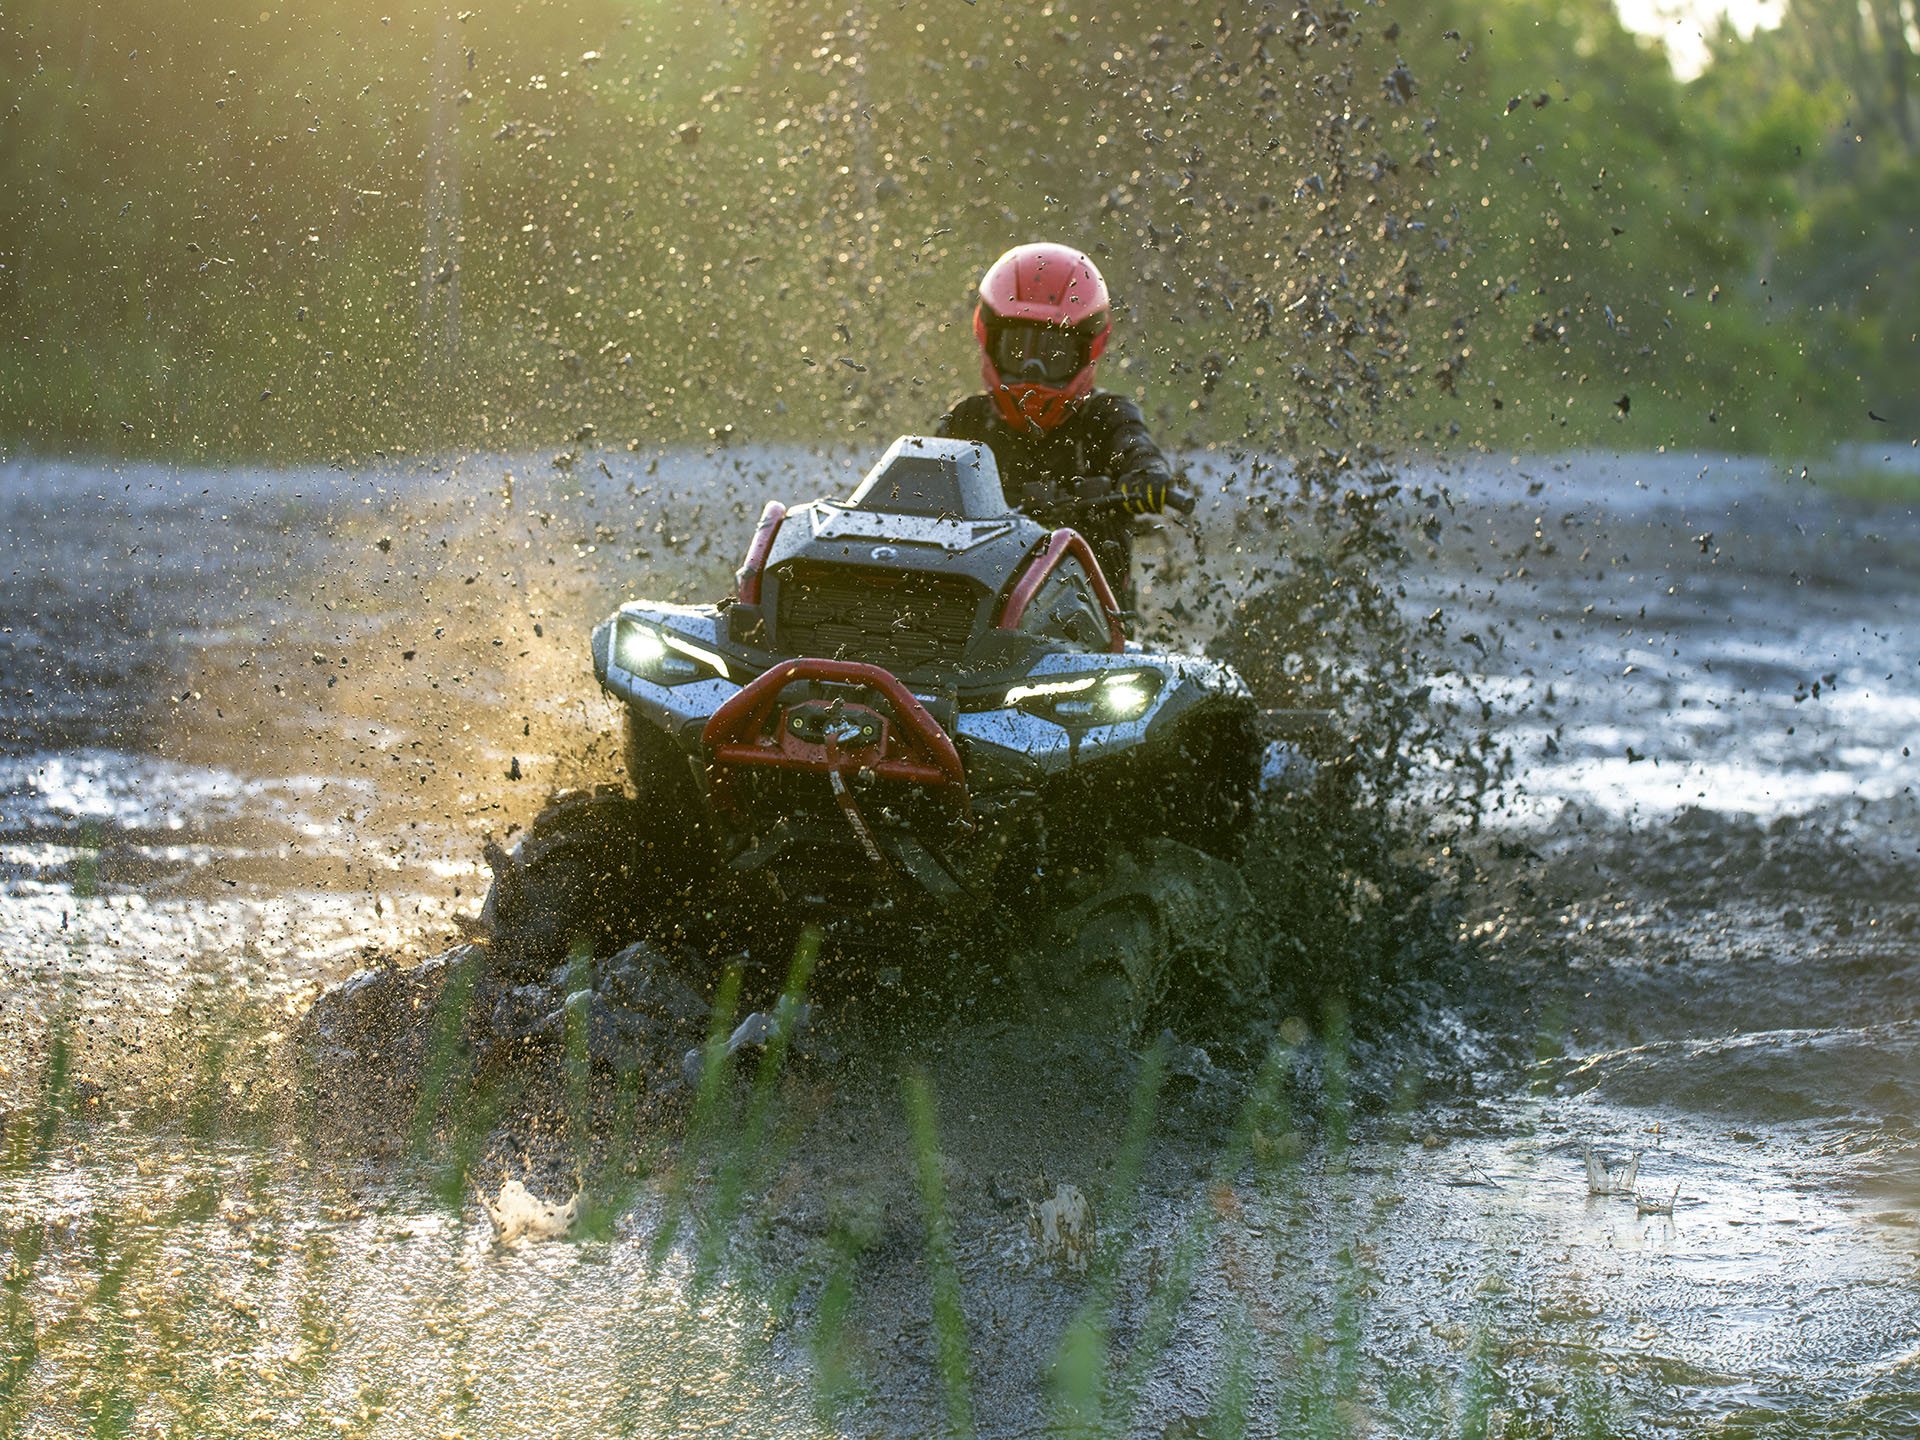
(2, 447), (1917, 1436)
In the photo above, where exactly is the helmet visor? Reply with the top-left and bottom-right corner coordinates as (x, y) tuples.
(988, 321), (1088, 385)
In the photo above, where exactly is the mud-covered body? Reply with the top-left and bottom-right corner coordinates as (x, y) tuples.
(591, 435), (1257, 915)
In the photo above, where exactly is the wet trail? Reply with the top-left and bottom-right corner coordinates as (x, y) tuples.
(1, 446), (1917, 1436)
(1395, 452), (1920, 1432)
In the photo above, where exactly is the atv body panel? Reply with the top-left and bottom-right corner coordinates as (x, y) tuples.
(592, 435), (1257, 918)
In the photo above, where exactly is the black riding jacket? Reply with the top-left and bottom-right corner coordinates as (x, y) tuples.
(934, 391), (1173, 518)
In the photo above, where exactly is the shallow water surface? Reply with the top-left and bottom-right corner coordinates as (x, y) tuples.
(2, 447), (1916, 1436)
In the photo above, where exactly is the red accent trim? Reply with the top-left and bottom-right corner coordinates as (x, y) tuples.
(701, 659), (969, 818)
(995, 528), (1126, 652)
(735, 501), (787, 606)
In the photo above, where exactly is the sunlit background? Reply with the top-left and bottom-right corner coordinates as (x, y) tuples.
(1616, 0), (1788, 77)
(1, 0), (1913, 461)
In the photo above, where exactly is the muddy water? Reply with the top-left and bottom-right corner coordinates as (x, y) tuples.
(2, 446), (1917, 1436)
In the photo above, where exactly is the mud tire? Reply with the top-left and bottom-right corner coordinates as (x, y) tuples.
(623, 709), (728, 893)
(481, 786), (650, 980)
(623, 710), (688, 797)
(1139, 705), (1263, 860)
(1037, 837), (1264, 1038)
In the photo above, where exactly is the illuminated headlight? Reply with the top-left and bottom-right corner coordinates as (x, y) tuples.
(613, 617), (729, 684)
(1004, 670), (1160, 724)
(1004, 675), (1098, 706)
(1100, 675), (1154, 720)
(614, 619), (667, 672)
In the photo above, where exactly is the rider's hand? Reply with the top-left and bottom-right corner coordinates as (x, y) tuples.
(1116, 477), (1173, 515)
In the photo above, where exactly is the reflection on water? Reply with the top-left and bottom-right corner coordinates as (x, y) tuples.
(1, 1138), (812, 1437)
(1, 751), (265, 832)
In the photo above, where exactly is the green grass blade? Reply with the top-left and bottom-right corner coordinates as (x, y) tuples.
(903, 1069), (973, 1440)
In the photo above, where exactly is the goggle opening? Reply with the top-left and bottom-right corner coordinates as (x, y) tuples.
(988, 320), (1090, 385)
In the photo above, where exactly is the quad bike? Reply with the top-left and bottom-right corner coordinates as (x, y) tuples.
(596, 435), (1258, 912)
(483, 436), (1269, 1023)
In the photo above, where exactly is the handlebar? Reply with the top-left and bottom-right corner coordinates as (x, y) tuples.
(1062, 477), (1197, 518)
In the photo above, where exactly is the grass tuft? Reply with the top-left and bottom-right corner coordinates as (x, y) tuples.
(903, 1068), (975, 1440)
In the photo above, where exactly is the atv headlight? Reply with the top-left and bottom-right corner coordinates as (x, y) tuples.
(1003, 675), (1099, 707)
(612, 617), (730, 684)
(1004, 670), (1161, 724)
(1100, 675), (1154, 721)
(614, 619), (668, 673)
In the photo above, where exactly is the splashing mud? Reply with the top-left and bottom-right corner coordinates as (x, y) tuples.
(483, 1179), (579, 1247)
(7, 0), (1920, 1429)
(4, 442), (1916, 1435)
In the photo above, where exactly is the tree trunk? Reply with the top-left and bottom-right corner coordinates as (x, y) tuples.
(1867, 0), (1918, 154)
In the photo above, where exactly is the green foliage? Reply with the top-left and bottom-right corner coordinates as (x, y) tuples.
(0, 0), (1895, 458)
(650, 961), (743, 1270)
(696, 929), (819, 1286)
(0, 954), (1656, 1440)
(903, 1069), (974, 1440)
(404, 952), (481, 1175)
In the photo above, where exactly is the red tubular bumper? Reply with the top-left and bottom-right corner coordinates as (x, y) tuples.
(700, 658), (970, 818)
(995, 527), (1126, 652)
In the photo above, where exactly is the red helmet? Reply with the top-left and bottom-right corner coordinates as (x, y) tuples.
(973, 243), (1112, 432)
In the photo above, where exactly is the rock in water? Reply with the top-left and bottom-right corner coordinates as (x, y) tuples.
(483, 1178), (578, 1245)
(1029, 1182), (1095, 1271)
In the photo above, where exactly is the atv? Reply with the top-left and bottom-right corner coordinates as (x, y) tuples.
(585, 434), (1261, 927)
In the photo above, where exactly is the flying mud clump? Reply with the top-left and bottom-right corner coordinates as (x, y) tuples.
(298, 13), (1509, 1118)
(296, 454), (1505, 1126)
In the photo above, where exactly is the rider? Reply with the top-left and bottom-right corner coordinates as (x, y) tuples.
(936, 242), (1179, 610)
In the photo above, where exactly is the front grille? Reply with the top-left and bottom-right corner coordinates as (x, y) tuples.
(774, 561), (983, 672)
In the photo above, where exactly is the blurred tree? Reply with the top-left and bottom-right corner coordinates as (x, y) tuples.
(0, 0), (1899, 453)
(1763, 0), (1920, 157)
(1698, 0), (1920, 425)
